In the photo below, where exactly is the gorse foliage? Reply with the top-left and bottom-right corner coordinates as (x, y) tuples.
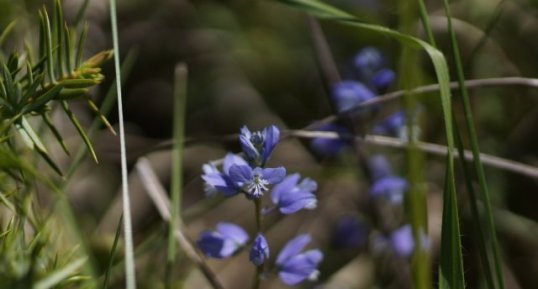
(0, 0), (110, 287)
(0, 0), (112, 173)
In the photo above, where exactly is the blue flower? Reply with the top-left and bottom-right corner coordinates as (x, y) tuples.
(368, 154), (393, 182)
(271, 173), (318, 215)
(228, 164), (286, 199)
(332, 216), (368, 248)
(250, 234), (270, 266)
(196, 223), (249, 259)
(389, 225), (430, 257)
(371, 68), (395, 92)
(309, 123), (349, 156)
(202, 153), (248, 197)
(354, 47), (384, 78)
(239, 125), (280, 167)
(331, 81), (375, 113)
(372, 110), (406, 137)
(276, 234), (323, 286)
(369, 176), (408, 204)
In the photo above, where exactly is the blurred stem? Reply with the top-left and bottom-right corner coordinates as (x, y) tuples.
(166, 63), (188, 288)
(400, 0), (429, 288)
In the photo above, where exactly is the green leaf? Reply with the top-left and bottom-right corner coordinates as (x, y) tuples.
(39, 8), (55, 83)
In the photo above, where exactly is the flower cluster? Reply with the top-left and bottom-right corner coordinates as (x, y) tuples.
(198, 125), (323, 286)
(311, 47), (417, 156)
(318, 47), (429, 262)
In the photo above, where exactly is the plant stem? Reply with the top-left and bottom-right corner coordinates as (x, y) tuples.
(253, 198), (262, 289)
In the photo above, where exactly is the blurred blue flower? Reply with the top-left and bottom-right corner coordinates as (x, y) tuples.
(202, 153), (248, 197)
(332, 216), (369, 248)
(390, 225), (414, 257)
(372, 110), (406, 137)
(276, 234), (323, 286)
(354, 47), (384, 78)
(368, 154), (393, 182)
(331, 80), (375, 113)
(250, 234), (270, 266)
(371, 68), (395, 91)
(369, 176), (408, 204)
(197, 223), (249, 259)
(389, 225), (430, 257)
(271, 173), (318, 215)
(309, 123), (349, 156)
(229, 164), (286, 199)
(239, 125), (280, 167)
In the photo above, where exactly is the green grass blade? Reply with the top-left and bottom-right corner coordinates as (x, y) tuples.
(441, 1), (504, 288)
(33, 257), (87, 289)
(166, 64), (188, 287)
(64, 24), (73, 73)
(102, 214), (123, 289)
(42, 113), (70, 155)
(109, 0), (137, 288)
(0, 20), (17, 46)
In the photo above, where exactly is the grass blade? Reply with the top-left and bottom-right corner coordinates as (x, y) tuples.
(102, 214), (123, 289)
(441, 1), (504, 288)
(59, 100), (98, 163)
(166, 64), (188, 287)
(109, 0), (137, 288)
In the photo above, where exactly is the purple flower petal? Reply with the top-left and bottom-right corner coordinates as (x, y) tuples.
(276, 234), (311, 265)
(390, 225), (414, 257)
(371, 68), (395, 91)
(278, 249), (323, 285)
(271, 173), (300, 204)
(332, 81), (375, 113)
(278, 190), (317, 215)
(222, 153), (248, 175)
(262, 125), (280, 164)
(217, 223), (249, 245)
(369, 176), (408, 204)
(228, 165), (253, 187)
(261, 167), (286, 184)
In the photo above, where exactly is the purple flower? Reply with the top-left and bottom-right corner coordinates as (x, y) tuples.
(354, 47), (384, 78)
(331, 81), (375, 113)
(250, 234), (270, 266)
(389, 225), (430, 257)
(271, 174), (318, 215)
(332, 216), (368, 248)
(228, 164), (286, 199)
(202, 153), (248, 197)
(371, 68), (395, 91)
(390, 225), (414, 257)
(309, 123), (349, 156)
(197, 223), (249, 259)
(276, 234), (323, 286)
(368, 154), (393, 182)
(372, 111), (406, 137)
(369, 176), (408, 204)
(239, 125), (280, 167)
